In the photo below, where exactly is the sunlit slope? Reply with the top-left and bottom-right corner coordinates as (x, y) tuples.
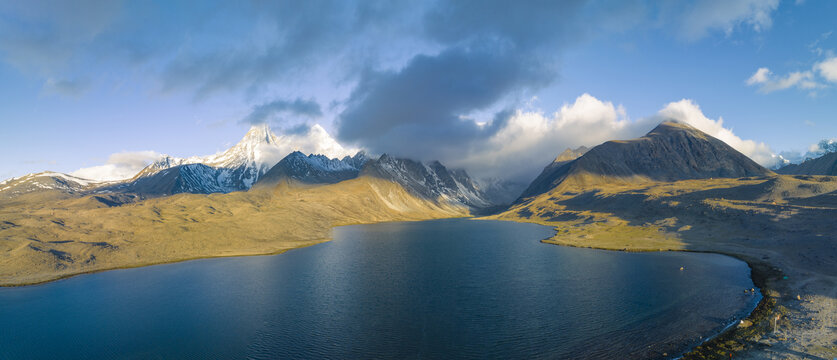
(0, 176), (467, 286)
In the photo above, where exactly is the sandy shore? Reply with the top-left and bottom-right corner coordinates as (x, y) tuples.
(491, 175), (837, 359)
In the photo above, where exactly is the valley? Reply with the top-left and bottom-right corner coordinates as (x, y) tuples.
(1, 121), (836, 359)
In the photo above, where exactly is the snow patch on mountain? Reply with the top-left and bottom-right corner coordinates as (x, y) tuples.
(256, 151), (369, 186)
(0, 171), (103, 197)
(362, 155), (491, 208)
(128, 123), (360, 192)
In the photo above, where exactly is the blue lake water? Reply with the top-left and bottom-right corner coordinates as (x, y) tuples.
(0, 219), (759, 359)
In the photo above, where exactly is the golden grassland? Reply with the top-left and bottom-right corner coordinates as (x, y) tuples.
(488, 174), (837, 359)
(0, 177), (468, 286)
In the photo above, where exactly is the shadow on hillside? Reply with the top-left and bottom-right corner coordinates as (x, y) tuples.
(534, 181), (837, 298)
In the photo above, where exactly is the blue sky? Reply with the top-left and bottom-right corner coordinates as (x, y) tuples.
(1, 0), (836, 182)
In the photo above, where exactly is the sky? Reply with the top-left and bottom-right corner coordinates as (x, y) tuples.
(1, 0), (836, 183)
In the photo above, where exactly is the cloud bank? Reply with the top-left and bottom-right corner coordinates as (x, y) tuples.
(71, 150), (162, 181)
(447, 94), (781, 181)
(1, 1), (790, 182)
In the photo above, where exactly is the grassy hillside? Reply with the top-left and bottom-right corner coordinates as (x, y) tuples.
(0, 176), (468, 286)
(488, 174), (837, 358)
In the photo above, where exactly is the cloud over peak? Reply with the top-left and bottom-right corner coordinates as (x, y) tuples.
(71, 150), (163, 182)
(452, 94), (782, 181)
(654, 99), (780, 167)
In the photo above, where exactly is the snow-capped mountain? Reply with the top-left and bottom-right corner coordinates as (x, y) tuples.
(129, 124), (283, 192)
(108, 124), (310, 195)
(256, 151), (369, 186)
(361, 154), (491, 208)
(100, 164), (231, 196)
(193, 123), (283, 189)
(0, 172), (102, 199)
(255, 151), (494, 208)
(1, 126), (499, 207)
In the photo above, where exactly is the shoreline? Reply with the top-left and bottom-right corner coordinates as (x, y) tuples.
(0, 216), (473, 288)
(0, 216), (821, 359)
(0, 240), (334, 288)
(537, 238), (780, 359)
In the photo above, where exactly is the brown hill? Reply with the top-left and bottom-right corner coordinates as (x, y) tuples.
(518, 121), (773, 200)
(777, 152), (837, 176)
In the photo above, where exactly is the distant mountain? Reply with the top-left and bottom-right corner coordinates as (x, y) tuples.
(0, 172), (101, 199)
(477, 178), (528, 206)
(777, 152), (837, 176)
(361, 154), (491, 208)
(0, 125), (500, 207)
(255, 151), (493, 208)
(517, 121), (773, 200)
(255, 151), (369, 186)
(101, 164), (229, 196)
(125, 124), (284, 193)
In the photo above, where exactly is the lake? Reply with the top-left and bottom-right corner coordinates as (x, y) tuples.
(0, 219), (759, 359)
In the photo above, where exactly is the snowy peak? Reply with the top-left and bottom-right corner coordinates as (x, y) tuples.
(200, 124), (282, 171)
(256, 151), (368, 186)
(128, 124), (286, 192)
(777, 152), (837, 176)
(241, 123), (279, 146)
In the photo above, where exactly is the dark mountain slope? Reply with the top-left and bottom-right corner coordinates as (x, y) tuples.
(255, 151), (368, 186)
(518, 121), (773, 200)
(777, 152), (837, 176)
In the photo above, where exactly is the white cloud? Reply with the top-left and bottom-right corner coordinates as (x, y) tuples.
(71, 151), (163, 181)
(746, 67), (770, 85)
(275, 124), (360, 160)
(679, 0), (780, 41)
(452, 94), (653, 181)
(654, 99), (781, 167)
(69, 100), (781, 186)
(815, 56), (837, 83)
(451, 94), (781, 181)
(747, 54), (837, 94)
(746, 67), (821, 93)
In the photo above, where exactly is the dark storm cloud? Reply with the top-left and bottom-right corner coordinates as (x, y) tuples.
(337, 44), (553, 158)
(335, 0), (610, 159)
(159, 0), (410, 98)
(242, 98), (323, 125)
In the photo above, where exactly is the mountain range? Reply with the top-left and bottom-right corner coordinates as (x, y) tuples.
(1, 125), (496, 209)
(3, 118), (836, 360)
